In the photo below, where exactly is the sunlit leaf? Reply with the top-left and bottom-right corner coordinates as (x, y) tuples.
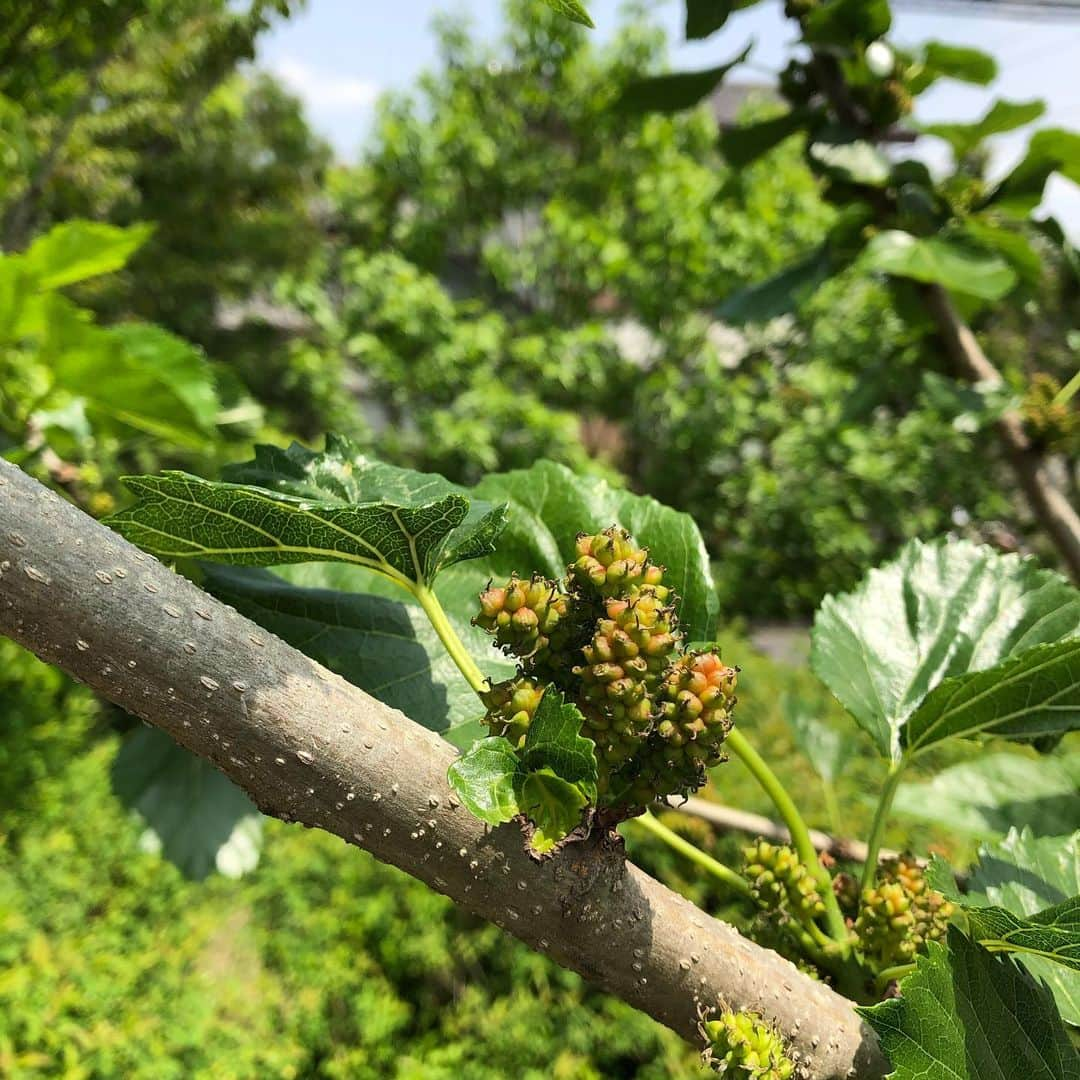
(810, 538), (1080, 760)
(862, 229), (1017, 300)
(924, 99), (1046, 160)
(447, 737), (522, 825)
(537, 0), (594, 28)
(22, 220), (154, 290)
(915, 42), (997, 91)
(968, 828), (1080, 1024)
(108, 435), (508, 590)
(468, 460), (718, 643)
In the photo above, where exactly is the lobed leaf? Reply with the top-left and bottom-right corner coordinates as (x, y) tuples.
(810, 538), (1080, 760)
(109, 436), (509, 590)
(860, 928), (1080, 1079)
(969, 828), (1080, 1024)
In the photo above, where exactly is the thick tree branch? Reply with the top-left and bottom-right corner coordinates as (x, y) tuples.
(0, 458), (887, 1080)
(922, 283), (1080, 580)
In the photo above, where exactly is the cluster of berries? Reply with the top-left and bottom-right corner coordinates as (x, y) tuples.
(701, 1010), (795, 1080)
(1022, 373), (1079, 455)
(852, 855), (955, 971)
(742, 840), (826, 925)
(474, 526), (737, 808)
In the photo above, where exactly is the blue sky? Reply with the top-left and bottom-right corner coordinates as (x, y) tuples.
(257, 0), (1080, 228)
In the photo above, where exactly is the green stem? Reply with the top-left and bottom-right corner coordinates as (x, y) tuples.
(803, 916), (835, 953)
(875, 962), (916, 990)
(861, 762), (905, 891)
(1053, 367), (1080, 406)
(631, 810), (752, 898)
(726, 728), (848, 946)
(412, 584), (488, 697)
(790, 924), (833, 971)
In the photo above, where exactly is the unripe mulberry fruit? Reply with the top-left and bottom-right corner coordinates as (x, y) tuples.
(570, 526), (666, 599)
(575, 586), (680, 753)
(855, 880), (917, 968)
(743, 840), (826, 922)
(881, 855), (955, 956)
(1022, 373), (1079, 454)
(701, 1010), (795, 1079)
(655, 652), (736, 757)
(480, 676), (544, 748)
(474, 574), (569, 662)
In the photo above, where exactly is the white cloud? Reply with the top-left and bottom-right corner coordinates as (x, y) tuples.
(270, 57), (379, 110)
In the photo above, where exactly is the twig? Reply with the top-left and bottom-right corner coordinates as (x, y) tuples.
(666, 796), (906, 867)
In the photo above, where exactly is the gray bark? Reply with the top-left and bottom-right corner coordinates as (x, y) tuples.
(923, 284), (1080, 581)
(0, 458), (887, 1080)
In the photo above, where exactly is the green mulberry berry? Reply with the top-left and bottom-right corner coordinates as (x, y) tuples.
(474, 574), (570, 662)
(575, 586), (679, 761)
(570, 526), (666, 599)
(855, 880), (917, 967)
(621, 652), (738, 801)
(480, 676), (544, 748)
(655, 651), (736, 757)
(701, 1010), (795, 1079)
(884, 855), (954, 954)
(1022, 373), (1080, 454)
(743, 840), (825, 922)
(856, 856), (955, 971)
